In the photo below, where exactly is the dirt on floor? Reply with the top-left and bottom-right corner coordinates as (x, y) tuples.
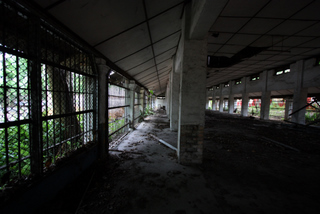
(37, 110), (320, 214)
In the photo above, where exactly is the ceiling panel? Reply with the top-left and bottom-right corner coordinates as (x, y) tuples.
(256, 0), (313, 18)
(210, 17), (250, 33)
(127, 59), (155, 76)
(268, 20), (316, 36)
(250, 35), (284, 47)
(133, 67), (156, 79)
(115, 46), (153, 71)
(153, 32), (180, 56)
(299, 38), (320, 47)
(221, 0), (269, 17)
(239, 18), (283, 34)
(296, 22), (320, 37)
(292, 1), (320, 20)
(217, 45), (246, 54)
(281, 37), (314, 47)
(145, 0), (183, 17)
(46, 0), (145, 45)
(149, 6), (182, 42)
(95, 23), (150, 62)
(208, 33), (234, 44)
(155, 48), (176, 64)
(32, 0), (320, 93)
(228, 34), (260, 46)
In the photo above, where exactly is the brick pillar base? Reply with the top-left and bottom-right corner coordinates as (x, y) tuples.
(179, 125), (203, 164)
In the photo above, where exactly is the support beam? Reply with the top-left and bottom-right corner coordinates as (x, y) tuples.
(260, 91), (271, 120)
(219, 84), (224, 112)
(189, 0), (228, 39)
(241, 93), (249, 117)
(177, 38), (207, 165)
(284, 98), (293, 120)
(96, 58), (108, 157)
(292, 60), (308, 125)
(228, 81), (234, 114)
(170, 65), (180, 131)
(128, 80), (136, 128)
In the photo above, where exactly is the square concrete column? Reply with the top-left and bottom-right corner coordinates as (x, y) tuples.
(212, 88), (217, 110)
(128, 80), (136, 128)
(260, 91), (271, 120)
(219, 84), (224, 112)
(96, 58), (108, 157)
(228, 95), (235, 114)
(292, 60), (308, 124)
(284, 98), (293, 120)
(170, 67), (180, 131)
(166, 81), (171, 117)
(241, 93), (249, 116)
(140, 88), (145, 115)
(228, 81), (234, 114)
(177, 39), (207, 165)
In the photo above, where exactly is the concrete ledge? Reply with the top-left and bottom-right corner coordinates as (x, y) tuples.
(0, 144), (98, 214)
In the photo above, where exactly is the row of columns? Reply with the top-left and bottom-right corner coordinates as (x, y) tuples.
(208, 60), (309, 125)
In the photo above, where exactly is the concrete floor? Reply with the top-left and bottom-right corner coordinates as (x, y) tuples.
(108, 111), (221, 214)
(39, 110), (320, 214)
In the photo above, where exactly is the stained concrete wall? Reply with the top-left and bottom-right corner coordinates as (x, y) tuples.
(155, 98), (167, 110)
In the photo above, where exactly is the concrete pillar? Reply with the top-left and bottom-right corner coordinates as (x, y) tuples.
(170, 66), (180, 131)
(292, 60), (308, 124)
(284, 98), (293, 120)
(166, 80), (171, 117)
(241, 93), (249, 116)
(212, 88), (217, 110)
(128, 80), (136, 128)
(228, 95), (234, 114)
(96, 58), (108, 157)
(219, 84), (224, 112)
(140, 88), (144, 114)
(228, 81), (234, 114)
(206, 90), (209, 109)
(260, 91), (271, 120)
(241, 77), (249, 116)
(177, 38), (207, 165)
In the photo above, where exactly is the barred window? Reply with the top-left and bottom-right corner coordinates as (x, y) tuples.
(0, 0), (97, 187)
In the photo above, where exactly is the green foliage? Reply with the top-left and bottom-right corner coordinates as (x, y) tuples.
(109, 118), (125, 135)
(305, 111), (320, 124)
(0, 124), (31, 180)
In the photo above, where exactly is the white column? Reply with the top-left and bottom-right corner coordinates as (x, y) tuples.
(228, 81), (234, 114)
(219, 84), (224, 112)
(177, 38), (207, 164)
(128, 80), (136, 128)
(260, 91), (271, 119)
(96, 58), (108, 157)
(170, 66), (180, 131)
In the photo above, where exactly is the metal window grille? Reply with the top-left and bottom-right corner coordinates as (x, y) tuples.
(269, 98), (285, 120)
(134, 91), (141, 121)
(108, 71), (130, 142)
(0, 0), (97, 186)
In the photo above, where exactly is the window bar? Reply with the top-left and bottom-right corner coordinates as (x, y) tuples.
(29, 15), (43, 176)
(17, 56), (22, 177)
(3, 52), (10, 174)
(45, 66), (49, 159)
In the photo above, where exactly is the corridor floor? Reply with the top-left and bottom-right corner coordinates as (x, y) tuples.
(39, 110), (320, 214)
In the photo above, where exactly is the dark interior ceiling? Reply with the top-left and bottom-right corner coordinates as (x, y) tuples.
(31, 0), (320, 95)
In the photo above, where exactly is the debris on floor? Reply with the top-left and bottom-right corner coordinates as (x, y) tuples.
(37, 110), (320, 214)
